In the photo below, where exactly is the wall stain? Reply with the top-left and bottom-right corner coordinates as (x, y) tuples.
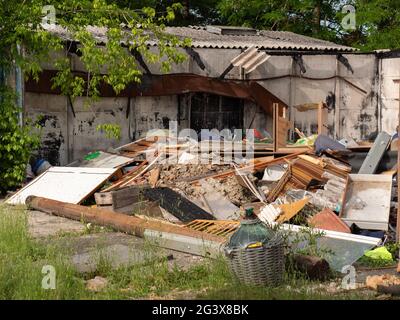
(86, 117), (95, 126)
(39, 132), (64, 165)
(162, 116), (170, 129)
(36, 115), (58, 128)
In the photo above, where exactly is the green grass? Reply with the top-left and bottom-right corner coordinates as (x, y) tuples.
(0, 205), (87, 299)
(0, 204), (372, 300)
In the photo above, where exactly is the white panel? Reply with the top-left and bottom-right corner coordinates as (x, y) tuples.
(6, 167), (116, 205)
(341, 174), (392, 231)
(280, 223), (381, 271)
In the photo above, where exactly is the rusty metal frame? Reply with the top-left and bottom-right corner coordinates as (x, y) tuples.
(25, 70), (288, 116)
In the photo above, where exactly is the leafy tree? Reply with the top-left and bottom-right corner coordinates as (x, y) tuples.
(218, 0), (342, 42)
(113, 0), (221, 25)
(216, 0), (400, 50)
(0, 0), (189, 192)
(0, 87), (40, 193)
(350, 0), (400, 50)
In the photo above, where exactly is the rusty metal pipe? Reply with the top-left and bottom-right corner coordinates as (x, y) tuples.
(26, 196), (224, 244)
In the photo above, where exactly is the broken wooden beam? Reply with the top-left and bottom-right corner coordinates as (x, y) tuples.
(26, 196), (225, 256)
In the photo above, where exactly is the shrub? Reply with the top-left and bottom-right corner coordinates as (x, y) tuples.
(0, 85), (40, 194)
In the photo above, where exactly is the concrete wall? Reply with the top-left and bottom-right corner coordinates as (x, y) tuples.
(24, 46), (400, 165)
(24, 93), (185, 165)
(380, 58), (400, 133)
(184, 48), (385, 140)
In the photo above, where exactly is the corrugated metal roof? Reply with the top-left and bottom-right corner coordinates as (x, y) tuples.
(44, 24), (357, 52)
(159, 26), (357, 52)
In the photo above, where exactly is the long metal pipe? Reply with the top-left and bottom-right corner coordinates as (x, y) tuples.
(26, 196), (224, 244)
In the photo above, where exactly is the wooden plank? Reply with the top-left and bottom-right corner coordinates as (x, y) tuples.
(275, 197), (309, 223)
(148, 167), (161, 187)
(267, 166), (291, 202)
(102, 160), (148, 192)
(294, 103), (319, 112)
(112, 185), (148, 209)
(94, 192), (113, 206)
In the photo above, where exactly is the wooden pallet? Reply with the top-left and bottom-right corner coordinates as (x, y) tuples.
(185, 220), (239, 239)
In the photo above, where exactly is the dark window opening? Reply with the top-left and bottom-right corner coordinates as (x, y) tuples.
(190, 93), (244, 133)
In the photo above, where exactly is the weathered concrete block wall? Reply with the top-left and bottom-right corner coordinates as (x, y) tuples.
(132, 95), (179, 139)
(24, 47), (400, 165)
(184, 48), (383, 140)
(68, 97), (131, 162)
(24, 93), (181, 165)
(24, 93), (68, 165)
(380, 58), (400, 133)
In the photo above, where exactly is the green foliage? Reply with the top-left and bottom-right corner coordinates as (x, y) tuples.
(218, 0), (342, 42)
(0, 1), (191, 189)
(351, 0), (400, 50)
(0, 86), (40, 193)
(0, 205), (86, 299)
(0, 204), (372, 300)
(96, 123), (122, 140)
(112, 0), (221, 25)
(216, 0), (400, 50)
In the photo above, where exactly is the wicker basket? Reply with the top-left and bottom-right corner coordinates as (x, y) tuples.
(224, 234), (285, 287)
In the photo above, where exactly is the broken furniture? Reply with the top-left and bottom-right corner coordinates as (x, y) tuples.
(274, 102), (329, 153)
(340, 174), (392, 230)
(293, 102), (329, 136)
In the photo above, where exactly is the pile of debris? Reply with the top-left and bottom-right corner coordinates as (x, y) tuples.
(6, 131), (400, 283)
